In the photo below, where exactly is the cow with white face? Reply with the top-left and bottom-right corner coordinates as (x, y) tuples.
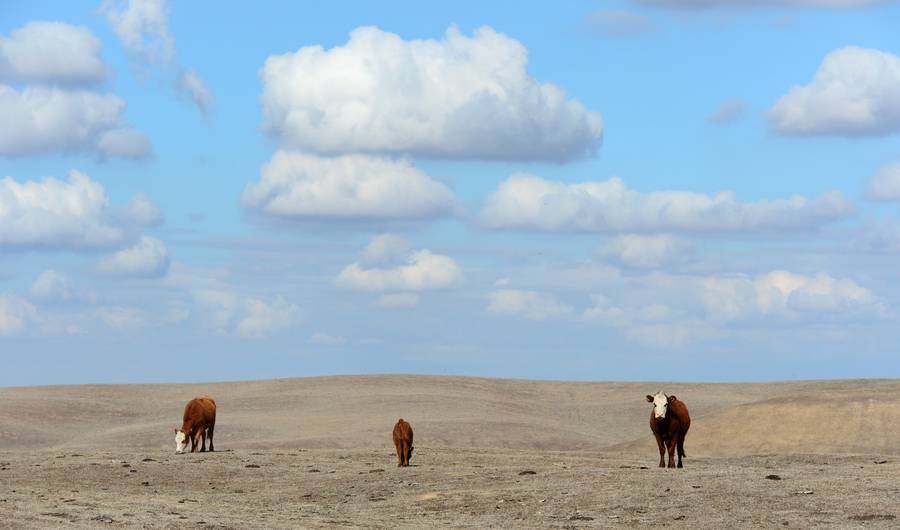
(174, 396), (216, 454)
(645, 392), (691, 469)
(648, 392), (669, 419)
(174, 430), (188, 453)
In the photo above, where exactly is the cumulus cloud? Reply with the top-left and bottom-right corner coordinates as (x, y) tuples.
(336, 236), (463, 291)
(0, 170), (143, 250)
(260, 26), (602, 161)
(124, 192), (164, 226)
(97, 236), (170, 278)
(487, 289), (573, 320)
(101, 0), (213, 117)
(361, 234), (412, 266)
(866, 162), (900, 201)
(29, 270), (76, 302)
(96, 127), (152, 159)
(242, 151), (457, 221)
(637, 0), (891, 8)
(767, 46), (900, 137)
(599, 234), (694, 268)
(581, 295), (706, 348)
(707, 98), (748, 124)
(700, 271), (881, 320)
(480, 173), (853, 234)
(192, 289), (299, 338)
(0, 85), (150, 158)
(0, 294), (38, 336)
(100, 0), (174, 66)
(176, 69), (214, 116)
(488, 266), (885, 349)
(584, 10), (654, 36)
(0, 21), (107, 84)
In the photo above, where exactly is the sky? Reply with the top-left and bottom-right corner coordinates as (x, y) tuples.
(1, 0), (900, 386)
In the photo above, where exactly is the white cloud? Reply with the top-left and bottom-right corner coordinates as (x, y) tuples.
(101, 1), (213, 117)
(481, 173), (853, 234)
(100, 0), (174, 66)
(582, 295), (706, 348)
(309, 332), (347, 345)
(767, 46), (900, 137)
(491, 266), (886, 349)
(599, 234), (694, 268)
(29, 270), (76, 302)
(192, 290), (299, 339)
(707, 98), (748, 124)
(362, 234), (412, 266)
(700, 271), (881, 320)
(336, 236), (463, 291)
(584, 10), (653, 36)
(487, 289), (573, 321)
(376, 293), (420, 308)
(236, 297), (300, 338)
(97, 236), (170, 278)
(582, 294), (627, 323)
(242, 151), (457, 221)
(125, 192), (163, 226)
(0, 170), (132, 250)
(96, 127), (152, 159)
(866, 162), (900, 201)
(0, 21), (107, 84)
(177, 69), (214, 116)
(0, 294), (38, 336)
(637, 0), (891, 8)
(260, 26), (602, 161)
(0, 85), (150, 158)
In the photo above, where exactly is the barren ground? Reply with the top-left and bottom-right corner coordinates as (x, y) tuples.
(1, 375), (898, 528)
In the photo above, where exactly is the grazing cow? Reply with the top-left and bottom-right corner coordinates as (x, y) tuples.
(174, 396), (216, 454)
(392, 418), (414, 467)
(646, 392), (690, 469)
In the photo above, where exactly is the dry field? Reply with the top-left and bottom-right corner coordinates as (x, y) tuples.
(1, 375), (898, 528)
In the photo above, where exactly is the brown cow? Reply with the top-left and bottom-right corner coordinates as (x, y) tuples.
(392, 418), (414, 467)
(646, 392), (690, 468)
(174, 396), (216, 454)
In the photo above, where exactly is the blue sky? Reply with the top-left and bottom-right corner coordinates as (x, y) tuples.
(2, 0), (900, 386)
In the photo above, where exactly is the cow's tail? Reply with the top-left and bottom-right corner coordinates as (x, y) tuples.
(677, 438), (686, 458)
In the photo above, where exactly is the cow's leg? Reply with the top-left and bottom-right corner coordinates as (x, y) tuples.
(395, 441), (403, 467)
(207, 422), (215, 452)
(191, 430), (202, 453)
(667, 435), (677, 468)
(676, 436), (685, 468)
(199, 428), (207, 452)
(654, 433), (666, 468)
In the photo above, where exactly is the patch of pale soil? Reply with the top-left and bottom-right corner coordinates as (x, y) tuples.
(0, 448), (897, 529)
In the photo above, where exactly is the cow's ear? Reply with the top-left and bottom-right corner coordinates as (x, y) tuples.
(668, 395), (677, 403)
(646, 395), (654, 402)
(174, 428), (178, 434)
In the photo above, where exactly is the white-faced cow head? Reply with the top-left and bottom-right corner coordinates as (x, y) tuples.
(646, 392), (675, 419)
(174, 429), (187, 453)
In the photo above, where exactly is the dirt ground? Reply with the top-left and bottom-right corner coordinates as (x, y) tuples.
(1, 375), (899, 528)
(0, 448), (897, 529)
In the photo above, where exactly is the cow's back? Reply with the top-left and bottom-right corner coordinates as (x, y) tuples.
(183, 396), (216, 425)
(670, 399), (690, 433)
(393, 419), (413, 443)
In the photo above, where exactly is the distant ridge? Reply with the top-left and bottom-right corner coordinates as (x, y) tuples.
(2, 375), (898, 455)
